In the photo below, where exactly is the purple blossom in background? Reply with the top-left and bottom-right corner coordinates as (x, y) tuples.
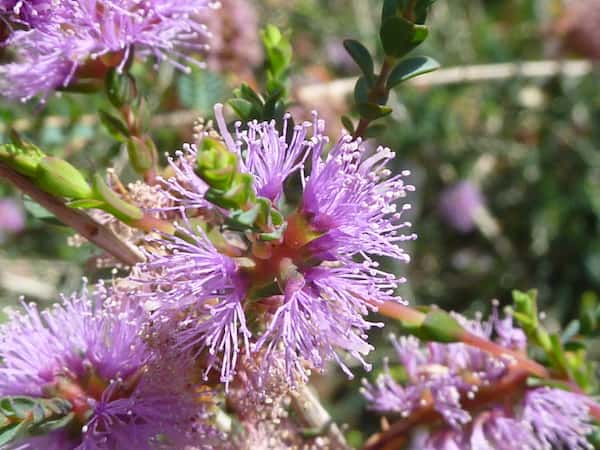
(438, 181), (485, 233)
(134, 106), (415, 385)
(0, 198), (25, 240)
(0, 281), (204, 449)
(0, 0), (219, 101)
(196, 0), (263, 77)
(362, 311), (594, 450)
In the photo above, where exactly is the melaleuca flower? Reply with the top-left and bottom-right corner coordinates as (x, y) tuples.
(362, 311), (594, 450)
(438, 181), (485, 233)
(0, 281), (205, 449)
(0, 0), (219, 101)
(133, 105), (415, 386)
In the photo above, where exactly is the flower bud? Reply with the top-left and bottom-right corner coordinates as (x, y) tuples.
(35, 157), (93, 200)
(126, 136), (156, 174)
(195, 138), (238, 191)
(105, 68), (137, 108)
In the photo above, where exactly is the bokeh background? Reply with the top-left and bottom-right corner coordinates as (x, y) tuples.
(1, 0), (599, 446)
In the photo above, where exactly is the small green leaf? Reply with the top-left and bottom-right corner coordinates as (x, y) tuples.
(386, 56), (440, 89)
(93, 174), (144, 222)
(382, 0), (400, 20)
(357, 103), (393, 121)
(67, 199), (106, 209)
(380, 16), (415, 58)
(343, 39), (375, 81)
(380, 16), (428, 57)
(228, 98), (254, 121)
(98, 110), (130, 142)
(353, 76), (371, 105)
(341, 115), (355, 134)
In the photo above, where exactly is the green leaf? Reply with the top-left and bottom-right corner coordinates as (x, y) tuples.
(341, 115), (355, 134)
(382, 0), (400, 20)
(67, 198), (106, 209)
(343, 40), (375, 81)
(98, 110), (130, 142)
(579, 291), (598, 334)
(357, 103), (393, 121)
(228, 98), (255, 121)
(353, 76), (371, 105)
(386, 56), (440, 89)
(0, 422), (28, 446)
(380, 16), (428, 57)
(92, 174), (144, 222)
(561, 320), (581, 343)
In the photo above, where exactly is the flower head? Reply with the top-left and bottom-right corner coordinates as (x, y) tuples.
(362, 310), (594, 450)
(0, 281), (204, 449)
(438, 181), (485, 233)
(0, 0), (219, 101)
(133, 106), (415, 386)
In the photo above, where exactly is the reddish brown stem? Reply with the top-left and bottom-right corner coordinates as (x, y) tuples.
(0, 163), (143, 266)
(460, 331), (549, 378)
(362, 370), (530, 450)
(353, 58), (395, 139)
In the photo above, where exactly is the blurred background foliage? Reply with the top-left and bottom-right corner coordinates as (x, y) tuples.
(2, 0), (600, 446)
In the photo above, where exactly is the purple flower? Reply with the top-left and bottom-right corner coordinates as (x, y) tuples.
(438, 181), (485, 233)
(0, 281), (204, 449)
(134, 108), (415, 386)
(363, 311), (594, 450)
(0, 198), (25, 238)
(0, 0), (218, 101)
(301, 131), (416, 261)
(133, 220), (251, 385)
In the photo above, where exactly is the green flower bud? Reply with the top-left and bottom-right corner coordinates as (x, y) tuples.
(105, 68), (137, 108)
(195, 138), (238, 191)
(35, 157), (93, 200)
(126, 136), (156, 174)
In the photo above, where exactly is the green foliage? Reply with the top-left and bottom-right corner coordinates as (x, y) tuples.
(386, 56), (440, 89)
(0, 396), (74, 446)
(343, 40), (375, 83)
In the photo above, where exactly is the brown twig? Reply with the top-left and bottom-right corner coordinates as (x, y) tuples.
(0, 162), (143, 267)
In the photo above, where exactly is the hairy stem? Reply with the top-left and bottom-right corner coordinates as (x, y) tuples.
(291, 384), (350, 450)
(0, 162), (143, 266)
